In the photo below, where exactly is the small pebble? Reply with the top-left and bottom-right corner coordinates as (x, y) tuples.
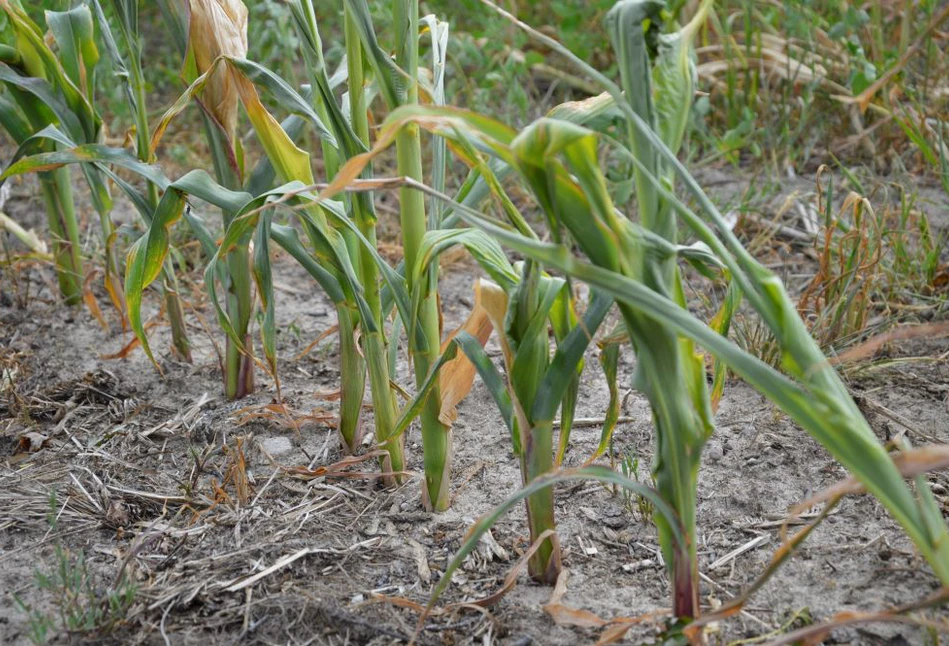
(706, 442), (724, 462)
(256, 436), (293, 457)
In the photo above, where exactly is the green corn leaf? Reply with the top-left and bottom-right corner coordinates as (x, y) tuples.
(0, 1), (96, 141)
(0, 93), (33, 143)
(124, 186), (188, 366)
(607, 0), (664, 233)
(288, 0), (365, 162)
(2, 136), (169, 190)
(389, 341), (463, 441)
(282, 187), (416, 338)
(414, 228), (517, 293)
(227, 57), (336, 146)
(341, 0), (403, 110)
(124, 170), (251, 363)
(45, 6), (99, 101)
(511, 120), (621, 269)
(270, 224), (346, 304)
(168, 168), (253, 215)
(546, 91), (622, 128)
(254, 211), (277, 377)
(594, 339), (622, 460)
(0, 124), (171, 223)
(550, 283), (581, 466)
(532, 290), (613, 423)
(181, 207), (221, 260)
(709, 277), (741, 410)
(0, 64), (84, 139)
(0, 44), (20, 65)
(453, 330), (516, 440)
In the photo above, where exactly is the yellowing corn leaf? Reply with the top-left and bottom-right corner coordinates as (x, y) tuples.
(477, 278), (511, 364)
(437, 280), (499, 425)
(237, 80), (315, 185)
(188, 0), (247, 142)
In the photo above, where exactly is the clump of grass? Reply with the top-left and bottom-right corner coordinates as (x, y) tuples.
(697, 0), (949, 172)
(14, 545), (137, 645)
(14, 493), (136, 645)
(797, 171), (948, 354)
(620, 449), (655, 523)
(799, 189), (884, 351)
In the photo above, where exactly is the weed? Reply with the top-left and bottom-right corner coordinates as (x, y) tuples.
(620, 449), (655, 523)
(13, 493), (137, 645)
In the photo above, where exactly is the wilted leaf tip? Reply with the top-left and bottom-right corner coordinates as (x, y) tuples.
(188, 0), (247, 142)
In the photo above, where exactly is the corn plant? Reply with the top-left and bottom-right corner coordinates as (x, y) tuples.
(329, 0), (949, 622)
(0, 0), (197, 359)
(282, 0), (390, 458)
(452, 269), (612, 583)
(318, 0), (456, 508)
(149, 0), (259, 391)
(94, 0), (194, 362)
(390, 0), (451, 512)
(0, 1), (95, 307)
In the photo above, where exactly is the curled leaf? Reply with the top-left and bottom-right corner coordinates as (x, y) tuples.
(188, 0), (247, 141)
(437, 280), (498, 425)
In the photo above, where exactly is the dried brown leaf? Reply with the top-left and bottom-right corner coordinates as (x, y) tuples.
(17, 431), (48, 453)
(438, 280), (497, 425)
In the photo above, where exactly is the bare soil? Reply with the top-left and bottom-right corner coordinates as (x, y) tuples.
(1, 168), (948, 645)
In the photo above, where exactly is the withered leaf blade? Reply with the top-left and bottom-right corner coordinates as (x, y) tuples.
(437, 279), (503, 425)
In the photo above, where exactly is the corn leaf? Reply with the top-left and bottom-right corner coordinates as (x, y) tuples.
(45, 6), (99, 101)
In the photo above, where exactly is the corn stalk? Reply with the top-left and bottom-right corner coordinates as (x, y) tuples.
(453, 271), (612, 583)
(339, 0), (451, 509)
(601, 0), (709, 618)
(154, 0), (260, 385)
(99, 0), (194, 361)
(284, 0), (374, 458)
(0, 2), (94, 307)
